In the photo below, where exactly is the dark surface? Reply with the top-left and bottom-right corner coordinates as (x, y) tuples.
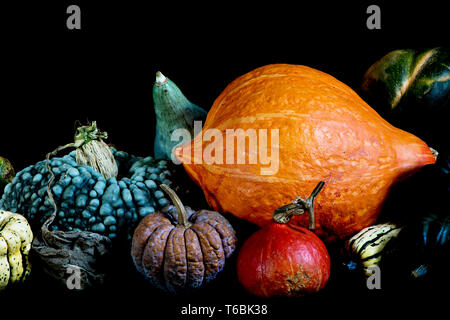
(1, 1), (448, 318)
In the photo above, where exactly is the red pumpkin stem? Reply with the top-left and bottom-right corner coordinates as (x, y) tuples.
(273, 181), (325, 230)
(160, 184), (192, 228)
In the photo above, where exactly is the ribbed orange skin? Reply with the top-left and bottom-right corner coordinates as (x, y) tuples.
(175, 64), (436, 241)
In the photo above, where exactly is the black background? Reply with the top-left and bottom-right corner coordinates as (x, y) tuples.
(1, 1), (448, 319)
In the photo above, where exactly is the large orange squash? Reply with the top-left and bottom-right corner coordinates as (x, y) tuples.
(174, 64), (436, 241)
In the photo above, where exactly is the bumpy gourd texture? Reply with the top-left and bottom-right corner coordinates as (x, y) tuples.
(0, 149), (173, 239)
(175, 64), (436, 241)
(131, 206), (237, 294)
(0, 210), (33, 290)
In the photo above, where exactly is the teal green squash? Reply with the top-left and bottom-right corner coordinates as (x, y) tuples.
(0, 157), (14, 192)
(0, 122), (179, 240)
(361, 48), (449, 151)
(153, 72), (207, 160)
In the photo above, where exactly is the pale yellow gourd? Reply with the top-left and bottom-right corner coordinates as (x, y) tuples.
(0, 210), (33, 290)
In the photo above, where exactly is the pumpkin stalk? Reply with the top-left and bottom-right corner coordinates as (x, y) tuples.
(429, 147), (438, 161)
(155, 71), (168, 86)
(160, 184), (192, 228)
(273, 181), (325, 230)
(74, 121), (118, 179)
(43, 142), (78, 235)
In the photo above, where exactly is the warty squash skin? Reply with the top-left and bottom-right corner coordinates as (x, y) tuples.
(0, 149), (174, 239)
(175, 64), (436, 242)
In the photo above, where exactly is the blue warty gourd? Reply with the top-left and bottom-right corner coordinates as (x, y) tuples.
(0, 149), (174, 239)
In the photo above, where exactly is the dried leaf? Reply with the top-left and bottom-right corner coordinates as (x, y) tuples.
(32, 221), (112, 290)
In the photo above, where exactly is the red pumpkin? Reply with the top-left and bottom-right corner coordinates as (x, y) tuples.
(237, 182), (330, 297)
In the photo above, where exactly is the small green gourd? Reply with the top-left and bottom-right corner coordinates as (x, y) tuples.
(0, 157), (14, 192)
(361, 47), (449, 151)
(153, 71), (207, 160)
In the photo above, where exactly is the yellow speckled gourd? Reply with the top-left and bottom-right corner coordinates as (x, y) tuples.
(0, 210), (33, 290)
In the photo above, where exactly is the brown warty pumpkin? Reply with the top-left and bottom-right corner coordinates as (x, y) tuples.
(131, 184), (237, 294)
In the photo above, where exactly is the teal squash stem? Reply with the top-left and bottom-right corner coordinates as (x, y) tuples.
(153, 71), (207, 160)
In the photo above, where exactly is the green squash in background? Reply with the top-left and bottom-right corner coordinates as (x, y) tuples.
(361, 48), (449, 152)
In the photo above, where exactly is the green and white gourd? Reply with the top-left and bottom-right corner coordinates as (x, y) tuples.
(153, 71), (207, 161)
(361, 47), (449, 151)
(345, 222), (403, 277)
(362, 48), (449, 114)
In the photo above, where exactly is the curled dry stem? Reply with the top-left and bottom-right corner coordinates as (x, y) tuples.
(273, 181), (325, 230)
